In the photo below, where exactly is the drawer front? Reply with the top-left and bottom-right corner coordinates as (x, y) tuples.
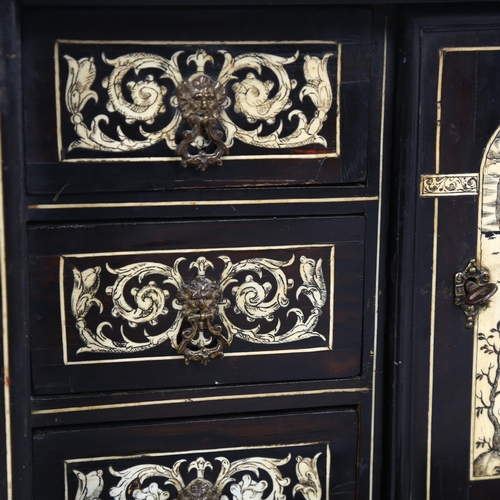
(29, 216), (365, 395)
(22, 6), (375, 195)
(33, 410), (358, 500)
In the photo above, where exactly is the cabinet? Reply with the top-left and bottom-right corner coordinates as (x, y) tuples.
(3, 2), (500, 499)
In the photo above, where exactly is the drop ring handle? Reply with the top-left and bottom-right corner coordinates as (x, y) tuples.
(464, 281), (498, 305)
(455, 259), (498, 328)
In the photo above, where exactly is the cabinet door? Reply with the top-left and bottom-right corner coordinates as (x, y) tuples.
(395, 10), (500, 499)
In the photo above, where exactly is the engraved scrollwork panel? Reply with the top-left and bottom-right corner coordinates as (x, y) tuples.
(66, 444), (329, 500)
(56, 42), (339, 164)
(62, 246), (333, 365)
(420, 174), (479, 197)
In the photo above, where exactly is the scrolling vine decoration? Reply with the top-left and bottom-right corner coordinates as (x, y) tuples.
(70, 253), (328, 364)
(62, 47), (334, 167)
(72, 453), (323, 500)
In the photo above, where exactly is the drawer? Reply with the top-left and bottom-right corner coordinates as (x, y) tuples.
(33, 409), (358, 500)
(28, 216), (365, 394)
(22, 6), (375, 195)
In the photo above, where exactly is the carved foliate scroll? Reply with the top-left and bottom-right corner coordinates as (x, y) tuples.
(57, 43), (338, 164)
(64, 246), (332, 365)
(68, 444), (326, 500)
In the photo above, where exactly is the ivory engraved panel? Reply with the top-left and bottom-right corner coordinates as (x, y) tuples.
(65, 443), (329, 500)
(61, 245), (334, 365)
(420, 174), (479, 197)
(56, 41), (339, 163)
(473, 125), (500, 479)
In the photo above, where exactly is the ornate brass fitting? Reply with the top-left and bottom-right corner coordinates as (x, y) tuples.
(175, 257), (228, 365)
(455, 259), (498, 328)
(175, 74), (229, 171)
(178, 479), (221, 500)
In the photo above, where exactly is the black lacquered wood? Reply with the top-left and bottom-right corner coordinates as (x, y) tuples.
(22, 6), (374, 195)
(33, 409), (359, 500)
(28, 216), (366, 395)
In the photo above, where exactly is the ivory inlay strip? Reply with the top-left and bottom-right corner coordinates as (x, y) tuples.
(28, 196), (378, 210)
(369, 18), (388, 500)
(420, 174), (479, 197)
(0, 108), (13, 500)
(33, 386), (369, 415)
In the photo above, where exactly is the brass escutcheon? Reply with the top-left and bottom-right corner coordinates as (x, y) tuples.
(455, 259), (498, 329)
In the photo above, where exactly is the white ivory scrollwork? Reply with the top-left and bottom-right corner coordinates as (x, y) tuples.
(217, 455), (291, 500)
(62, 47), (335, 155)
(73, 453), (324, 500)
(219, 255), (294, 322)
(73, 469), (104, 500)
(72, 261), (184, 354)
(292, 454), (322, 500)
(93, 455), (291, 500)
(109, 460), (186, 500)
(220, 51), (298, 126)
(225, 474), (268, 500)
(70, 252), (328, 356)
(420, 174), (479, 197)
(105, 261), (183, 327)
(217, 255), (326, 345)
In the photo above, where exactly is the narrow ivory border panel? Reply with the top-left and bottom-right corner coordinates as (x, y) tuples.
(427, 46), (500, 496)
(28, 196), (379, 211)
(0, 110), (13, 500)
(60, 243), (336, 365)
(420, 173), (479, 197)
(63, 441), (331, 500)
(55, 39), (341, 163)
(32, 386), (369, 416)
(368, 17), (388, 500)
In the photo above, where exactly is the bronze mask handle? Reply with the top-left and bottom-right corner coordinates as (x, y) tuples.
(175, 74), (229, 171)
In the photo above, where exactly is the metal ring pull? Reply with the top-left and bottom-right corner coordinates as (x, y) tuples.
(175, 74), (229, 171)
(175, 258), (228, 365)
(464, 280), (498, 305)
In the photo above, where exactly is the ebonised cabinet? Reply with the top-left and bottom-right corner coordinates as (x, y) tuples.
(2, 2), (500, 499)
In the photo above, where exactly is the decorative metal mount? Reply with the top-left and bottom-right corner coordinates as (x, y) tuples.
(61, 47), (335, 165)
(72, 451), (324, 500)
(176, 74), (229, 171)
(70, 252), (328, 365)
(420, 173), (479, 197)
(176, 259), (227, 365)
(455, 259), (498, 328)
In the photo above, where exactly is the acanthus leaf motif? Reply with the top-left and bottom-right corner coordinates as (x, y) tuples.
(109, 461), (186, 500)
(64, 55), (99, 115)
(74, 469), (104, 500)
(224, 474), (268, 500)
(296, 256), (326, 309)
(69, 252), (329, 363)
(292, 454), (322, 500)
(61, 46), (335, 161)
(76, 452), (325, 500)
